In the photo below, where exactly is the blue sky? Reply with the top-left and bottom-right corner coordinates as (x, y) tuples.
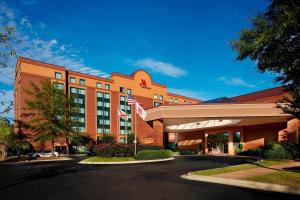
(0, 0), (279, 118)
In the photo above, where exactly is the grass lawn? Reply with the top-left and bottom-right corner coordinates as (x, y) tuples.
(246, 170), (300, 187)
(83, 157), (136, 162)
(191, 160), (292, 176)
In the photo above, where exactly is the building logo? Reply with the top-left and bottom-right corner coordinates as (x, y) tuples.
(139, 79), (151, 89)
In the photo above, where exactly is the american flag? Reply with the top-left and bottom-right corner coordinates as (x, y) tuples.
(126, 94), (136, 105)
(118, 109), (128, 120)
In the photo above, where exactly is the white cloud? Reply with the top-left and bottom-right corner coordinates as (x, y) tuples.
(0, 3), (109, 86)
(20, 16), (32, 28)
(215, 76), (257, 88)
(168, 88), (205, 100)
(133, 58), (187, 78)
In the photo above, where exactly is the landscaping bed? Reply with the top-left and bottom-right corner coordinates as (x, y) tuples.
(191, 160), (292, 176)
(246, 170), (300, 187)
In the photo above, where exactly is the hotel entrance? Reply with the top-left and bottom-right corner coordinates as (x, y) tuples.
(207, 132), (241, 155)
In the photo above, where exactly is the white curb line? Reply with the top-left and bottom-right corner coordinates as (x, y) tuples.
(181, 173), (300, 195)
(79, 157), (174, 165)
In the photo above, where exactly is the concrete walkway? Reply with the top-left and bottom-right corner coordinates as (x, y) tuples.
(212, 161), (300, 179)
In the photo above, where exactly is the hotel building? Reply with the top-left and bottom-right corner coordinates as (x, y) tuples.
(14, 57), (299, 154)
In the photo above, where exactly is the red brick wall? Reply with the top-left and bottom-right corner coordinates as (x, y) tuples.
(86, 87), (96, 140)
(177, 131), (203, 150)
(243, 122), (286, 150)
(110, 91), (119, 138)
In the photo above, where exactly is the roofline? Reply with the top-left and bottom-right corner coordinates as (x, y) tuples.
(231, 86), (284, 99)
(68, 70), (114, 83)
(111, 69), (167, 88)
(18, 57), (66, 71)
(167, 92), (202, 102)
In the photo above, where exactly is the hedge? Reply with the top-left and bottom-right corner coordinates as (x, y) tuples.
(135, 149), (173, 160)
(237, 142), (299, 159)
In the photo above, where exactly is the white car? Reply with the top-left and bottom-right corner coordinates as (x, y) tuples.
(30, 151), (59, 158)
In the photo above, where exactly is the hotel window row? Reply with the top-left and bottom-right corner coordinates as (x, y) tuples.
(153, 94), (164, 101)
(68, 75), (110, 90)
(119, 95), (132, 134)
(97, 91), (110, 134)
(70, 87), (86, 132)
(119, 87), (132, 94)
(169, 97), (179, 104)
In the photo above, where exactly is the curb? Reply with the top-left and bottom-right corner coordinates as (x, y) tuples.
(0, 157), (73, 165)
(181, 173), (300, 195)
(79, 157), (174, 165)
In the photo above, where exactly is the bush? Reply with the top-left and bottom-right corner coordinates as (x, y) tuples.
(237, 148), (263, 157)
(179, 150), (198, 155)
(137, 145), (163, 151)
(279, 142), (299, 159)
(98, 135), (115, 144)
(95, 143), (132, 157)
(136, 149), (172, 160)
(263, 143), (286, 159)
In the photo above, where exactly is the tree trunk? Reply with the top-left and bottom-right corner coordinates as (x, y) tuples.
(65, 138), (70, 155)
(51, 136), (54, 156)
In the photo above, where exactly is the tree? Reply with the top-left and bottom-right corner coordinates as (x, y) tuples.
(23, 79), (85, 154)
(0, 117), (12, 158)
(0, 26), (17, 115)
(231, 0), (300, 118)
(23, 79), (67, 154)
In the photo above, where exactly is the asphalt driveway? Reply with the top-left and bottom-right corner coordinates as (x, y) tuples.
(0, 156), (298, 200)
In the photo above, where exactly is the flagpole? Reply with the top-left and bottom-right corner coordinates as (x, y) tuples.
(124, 100), (128, 145)
(134, 102), (137, 156)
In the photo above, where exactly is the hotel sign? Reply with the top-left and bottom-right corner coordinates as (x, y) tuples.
(139, 79), (151, 89)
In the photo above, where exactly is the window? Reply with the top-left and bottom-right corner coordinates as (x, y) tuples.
(153, 94), (158, 99)
(97, 92), (110, 134)
(79, 79), (85, 85)
(120, 138), (126, 143)
(105, 84), (110, 90)
(159, 95), (164, 101)
(70, 87), (86, 133)
(174, 99), (178, 103)
(55, 72), (62, 79)
(96, 82), (102, 88)
(54, 82), (64, 90)
(154, 102), (162, 107)
(120, 87), (126, 93)
(79, 89), (85, 95)
(70, 77), (76, 83)
(71, 88), (77, 94)
(127, 88), (132, 94)
(170, 98), (174, 103)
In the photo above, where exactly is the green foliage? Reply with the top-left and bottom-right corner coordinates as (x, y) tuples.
(231, 0), (300, 118)
(137, 145), (163, 151)
(95, 143), (132, 157)
(23, 79), (82, 152)
(263, 143), (286, 159)
(135, 149), (172, 160)
(279, 142), (299, 159)
(237, 148), (263, 157)
(0, 26), (17, 68)
(179, 150), (198, 155)
(238, 142), (299, 159)
(98, 135), (116, 144)
(0, 117), (12, 157)
(235, 143), (244, 154)
(126, 134), (135, 144)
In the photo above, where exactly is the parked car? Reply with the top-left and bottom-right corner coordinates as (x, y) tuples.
(28, 151), (59, 158)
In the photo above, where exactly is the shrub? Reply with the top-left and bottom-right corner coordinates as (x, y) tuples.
(237, 148), (263, 157)
(95, 143), (132, 157)
(179, 150), (198, 155)
(279, 142), (299, 159)
(99, 135), (115, 144)
(263, 143), (286, 159)
(137, 145), (163, 151)
(136, 149), (172, 160)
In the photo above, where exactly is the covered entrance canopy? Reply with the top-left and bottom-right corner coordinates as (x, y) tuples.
(146, 103), (295, 155)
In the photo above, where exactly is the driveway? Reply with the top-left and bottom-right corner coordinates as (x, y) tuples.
(0, 156), (298, 200)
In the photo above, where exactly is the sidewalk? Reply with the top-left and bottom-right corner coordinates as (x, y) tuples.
(212, 161), (300, 179)
(182, 161), (300, 195)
